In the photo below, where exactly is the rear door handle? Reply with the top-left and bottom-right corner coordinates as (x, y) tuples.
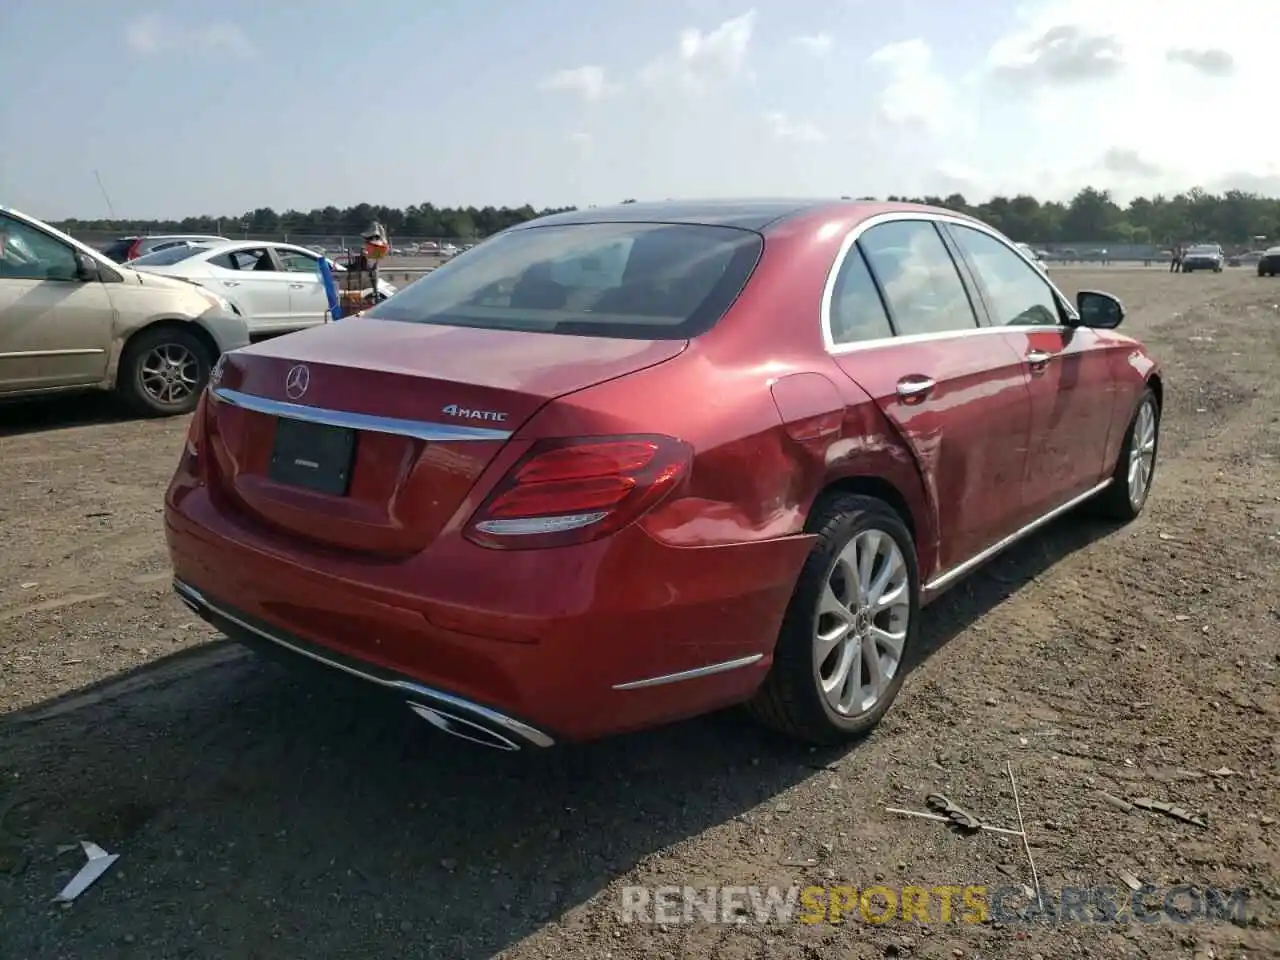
(896, 376), (936, 400)
(223, 280), (240, 287)
(289, 282), (305, 289)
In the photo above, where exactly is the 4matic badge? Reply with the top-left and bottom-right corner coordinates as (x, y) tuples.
(441, 404), (508, 423)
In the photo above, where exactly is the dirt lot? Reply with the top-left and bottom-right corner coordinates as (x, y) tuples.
(1, 267), (1277, 959)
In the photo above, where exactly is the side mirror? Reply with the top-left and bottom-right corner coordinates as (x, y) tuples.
(1075, 289), (1124, 329)
(74, 252), (100, 282)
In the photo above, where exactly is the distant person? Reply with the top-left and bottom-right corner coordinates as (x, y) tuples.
(1170, 245), (1182, 273)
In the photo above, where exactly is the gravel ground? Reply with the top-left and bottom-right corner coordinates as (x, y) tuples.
(1, 267), (1277, 960)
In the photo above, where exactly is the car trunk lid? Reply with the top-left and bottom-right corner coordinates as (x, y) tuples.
(204, 317), (686, 555)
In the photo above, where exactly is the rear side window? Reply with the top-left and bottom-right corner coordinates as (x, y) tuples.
(363, 222), (763, 339)
(858, 221), (978, 337)
(210, 248), (272, 271)
(828, 246), (894, 345)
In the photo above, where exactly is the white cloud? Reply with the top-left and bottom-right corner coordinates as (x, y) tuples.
(125, 15), (255, 58)
(792, 33), (833, 56)
(640, 11), (757, 93)
(980, 0), (1279, 192)
(764, 111), (826, 144)
(539, 66), (620, 103)
(867, 39), (970, 138)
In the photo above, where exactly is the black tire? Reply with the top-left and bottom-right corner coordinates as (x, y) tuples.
(1092, 387), (1160, 522)
(748, 494), (921, 745)
(116, 324), (212, 417)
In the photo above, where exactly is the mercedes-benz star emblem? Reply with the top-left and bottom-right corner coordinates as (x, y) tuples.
(284, 364), (310, 400)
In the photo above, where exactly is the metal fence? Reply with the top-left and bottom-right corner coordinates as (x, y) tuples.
(65, 231), (1231, 264)
(67, 231), (478, 254)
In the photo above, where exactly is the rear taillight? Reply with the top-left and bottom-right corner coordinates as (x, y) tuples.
(464, 435), (691, 549)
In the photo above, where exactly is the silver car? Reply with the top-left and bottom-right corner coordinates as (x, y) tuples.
(0, 207), (249, 416)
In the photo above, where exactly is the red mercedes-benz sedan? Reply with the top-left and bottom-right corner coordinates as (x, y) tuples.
(165, 199), (1162, 751)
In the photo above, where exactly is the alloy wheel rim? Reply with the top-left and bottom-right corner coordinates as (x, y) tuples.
(1127, 400), (1157, 508)
(813, 529), (910, 716)
(140, 343), (199, 406)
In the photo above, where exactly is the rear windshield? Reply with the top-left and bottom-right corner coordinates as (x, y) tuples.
(127, 245), (211, 266)
(363, 222), (763, 339)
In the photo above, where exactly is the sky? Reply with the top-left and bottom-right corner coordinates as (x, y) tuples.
(2, 0), (1277, 221)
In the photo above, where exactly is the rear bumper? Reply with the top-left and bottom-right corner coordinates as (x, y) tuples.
(164, 487), (812, 743)
(173, 578), (554, 749)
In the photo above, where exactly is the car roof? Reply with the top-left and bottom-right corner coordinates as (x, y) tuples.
(511, 198), (967, 233)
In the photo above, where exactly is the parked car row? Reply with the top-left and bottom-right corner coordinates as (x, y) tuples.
(123, 241), (398, 335)
(98, 234), (231, 263)
(1256, 247), (1280, 277)
(162, 198), (1164, 752)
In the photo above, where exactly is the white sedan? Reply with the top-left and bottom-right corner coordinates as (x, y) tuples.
(125, 240), (397, 335)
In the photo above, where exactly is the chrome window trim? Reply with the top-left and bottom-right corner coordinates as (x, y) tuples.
(819, 210), (1080, 356)
(210, 386), (513, 442)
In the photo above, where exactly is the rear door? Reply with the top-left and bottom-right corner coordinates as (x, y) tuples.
(207, 246), (294, 331)
(826, 217), (1033, 574)
(942, 222), (1117, 520)
(272, 247), (330, 326)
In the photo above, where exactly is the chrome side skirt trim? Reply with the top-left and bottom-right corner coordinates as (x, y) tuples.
(612, 653), (764, 691)
(209, 387), (513, 442)
(172, 579), (554, 748)
(0, 347), (106, 359)
(923, 478), (1112, 593)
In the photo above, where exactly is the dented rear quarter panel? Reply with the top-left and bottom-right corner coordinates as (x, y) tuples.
(520, 205), (939, 576)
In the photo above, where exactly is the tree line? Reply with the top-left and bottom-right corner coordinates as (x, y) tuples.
(51, 186), (1280, 247)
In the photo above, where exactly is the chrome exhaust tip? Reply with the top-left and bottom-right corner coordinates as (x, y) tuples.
(407, 702), (523, 751)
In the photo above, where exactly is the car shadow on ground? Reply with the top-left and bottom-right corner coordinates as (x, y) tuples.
(0, 511), (1120, 958)
(0, 393), (140, 438)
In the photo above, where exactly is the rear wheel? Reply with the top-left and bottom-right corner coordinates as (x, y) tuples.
(749, 494), (920, 745)
(1092, 387), (1159, 522)
(117, 325), (211, 417)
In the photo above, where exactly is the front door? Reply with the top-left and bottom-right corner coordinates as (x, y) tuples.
(826, 218), (1033, 575)
(272, 248), (331, 326)
(942, 223), (1117, 521)
(207, 247), (294, 331)
(0, 213), (112, 392)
